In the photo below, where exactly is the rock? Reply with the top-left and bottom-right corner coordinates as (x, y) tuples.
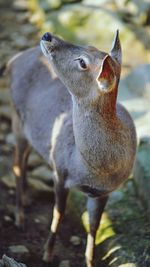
(2, 254), (27, 267)
(123, 64), (150, 101)
(1, 173), (16, 189)
(59, 260), (70, 267)
(4, 215), (13, 223)
(34, 218), (40, 224)
(34, 215), (48, 225)
(28, 153), (43, 168)
(2, 144), (12, 154)
(1, 171), (53, 195)
(70, 235), (81, 246)
(0, 78), (8, 89)
(0, 121), (10, 132)
(118, 72), (150, 141)
(8, 245), (30, 261)
(134, 142), (150, 217)
(6, 133), (15, 146)
(0, 105), (11, 120)
(13, 0), (28, 12)
(29, 177), (54, 193)
(0, 88), (10, 104)
(31, 165), (53, 181)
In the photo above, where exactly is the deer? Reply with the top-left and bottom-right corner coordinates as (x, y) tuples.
(8, 30), (137, 267)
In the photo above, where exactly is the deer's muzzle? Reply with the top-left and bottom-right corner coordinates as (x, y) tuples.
(42, 32), (52, 42)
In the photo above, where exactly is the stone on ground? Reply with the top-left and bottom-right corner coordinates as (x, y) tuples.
(118, 64), (150, 141)
(0, 88), (10, 104)
(70, 235), (81, 246)
(123, 64), (150, 100)
(0, 105), (11, 120)
(28, 152), (43, 168)
(134, 141), (150, 216)
(8, 245), (29, 261)
(1, 255), (27, 267)
(29, 177), (53, 193)
(59, 260), (70, 267)
(1, 172), (53, 193)
(31, 165), (53, 181)
(3, 215), (13, 223)
(1, 173), (16, 189)
(6, 133), (15, 146)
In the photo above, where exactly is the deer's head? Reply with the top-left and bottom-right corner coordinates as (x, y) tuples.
(40, 31), (121, 107)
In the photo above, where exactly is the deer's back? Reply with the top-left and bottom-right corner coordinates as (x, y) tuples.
(10, 47), (72, 162)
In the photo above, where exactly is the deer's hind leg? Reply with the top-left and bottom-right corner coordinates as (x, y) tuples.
(43, 179), (69, 262)
(12, 110), (30, 227)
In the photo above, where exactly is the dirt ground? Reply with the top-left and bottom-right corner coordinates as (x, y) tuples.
(0, 182), (88, 267)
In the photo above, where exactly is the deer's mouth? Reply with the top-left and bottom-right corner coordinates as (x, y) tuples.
(40, 40), (54, 58)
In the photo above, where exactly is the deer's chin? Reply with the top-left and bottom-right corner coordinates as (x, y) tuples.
(40, 40), (54, 59)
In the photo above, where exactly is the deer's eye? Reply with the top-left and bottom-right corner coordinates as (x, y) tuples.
(79, 58), (87, 69)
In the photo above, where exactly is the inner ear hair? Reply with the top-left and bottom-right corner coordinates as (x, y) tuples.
(99, 55), (114, 79)
(97, 55), (115, 92)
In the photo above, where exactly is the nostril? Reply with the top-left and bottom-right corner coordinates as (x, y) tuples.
(42, 32), (52, 42)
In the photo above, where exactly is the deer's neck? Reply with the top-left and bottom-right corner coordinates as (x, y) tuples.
(72, 93), (118, 174)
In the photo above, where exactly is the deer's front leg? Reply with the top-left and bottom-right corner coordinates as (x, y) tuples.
(85, 196), (108, 267)
(43, 182), (69, 262)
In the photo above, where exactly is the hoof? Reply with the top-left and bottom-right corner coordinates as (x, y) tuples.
(43, 233), (56, 263)
(42, 250), (54, 263)
(86, 258), (94, 267)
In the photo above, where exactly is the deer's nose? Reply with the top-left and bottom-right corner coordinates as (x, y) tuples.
(42, 32), (52, 42)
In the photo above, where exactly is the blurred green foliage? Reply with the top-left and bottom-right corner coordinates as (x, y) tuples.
(27, 0), (150, 67)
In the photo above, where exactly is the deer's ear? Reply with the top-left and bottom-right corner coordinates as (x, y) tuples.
(110, 29), (122, 66)
(97, 55), (115, 92)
